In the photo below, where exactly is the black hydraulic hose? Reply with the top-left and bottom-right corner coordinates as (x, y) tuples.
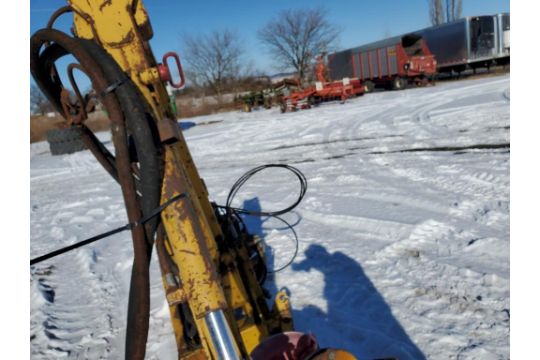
(32, 42), (122, 183)
(46, 6), (72, 30)
(76, 38), (163, 242)
(31, 42), (68, 116)
(74, 38), (164, 360)
(30, 29), (163, 360)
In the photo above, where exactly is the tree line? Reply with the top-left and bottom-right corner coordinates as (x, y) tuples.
(182, 8), (340, 101)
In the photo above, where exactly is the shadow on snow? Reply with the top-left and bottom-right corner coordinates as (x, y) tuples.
(241, 197), (425, 360)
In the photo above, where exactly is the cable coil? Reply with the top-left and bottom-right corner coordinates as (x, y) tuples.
(221, 164), (308, 274)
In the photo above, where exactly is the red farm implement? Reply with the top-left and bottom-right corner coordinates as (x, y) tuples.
(281, 57), (364, 112)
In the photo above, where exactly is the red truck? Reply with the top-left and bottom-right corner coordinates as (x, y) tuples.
(327, 34), (437, 92)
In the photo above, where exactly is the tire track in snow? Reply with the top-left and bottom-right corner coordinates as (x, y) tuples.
(363, 219), (509, 359)
(30, 238), (126, 359)
(30, 155), (129, 359)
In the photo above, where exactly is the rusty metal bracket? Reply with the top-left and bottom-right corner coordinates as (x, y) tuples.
(157, 117), (181, 144)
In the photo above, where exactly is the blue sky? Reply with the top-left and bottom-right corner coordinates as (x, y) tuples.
(31, 0), (509, 76)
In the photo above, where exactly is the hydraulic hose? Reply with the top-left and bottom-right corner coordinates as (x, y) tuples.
(75, 37), (163, 243)
(30, 29), (163, 360)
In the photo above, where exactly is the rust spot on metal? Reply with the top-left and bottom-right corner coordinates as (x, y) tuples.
(107, 30), (134, 47)
(98, 0), (112, 12)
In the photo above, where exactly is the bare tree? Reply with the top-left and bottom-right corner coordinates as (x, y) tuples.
(182, 30), (243, 101)
(446, 0), (463, 23)
(30, 85), (54, 115)
(258, 8), (340, 82)
(429, 0), (445, 25)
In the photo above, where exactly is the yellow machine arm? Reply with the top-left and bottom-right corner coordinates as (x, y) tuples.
(30, 1), (356, 359)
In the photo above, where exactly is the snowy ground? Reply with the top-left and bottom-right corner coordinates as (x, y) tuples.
(30, 74), (510, 359)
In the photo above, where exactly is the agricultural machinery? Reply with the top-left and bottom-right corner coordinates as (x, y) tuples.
(280, 55), (365, 112)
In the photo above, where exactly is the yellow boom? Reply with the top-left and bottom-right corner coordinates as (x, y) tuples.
(30, 1), (356, 359)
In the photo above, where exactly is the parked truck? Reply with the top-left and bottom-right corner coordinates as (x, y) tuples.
(414, 13), (510, 73)
(327, 34), (437, 92)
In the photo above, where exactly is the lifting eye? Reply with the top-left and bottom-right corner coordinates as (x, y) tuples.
(158, 52), (186, 89)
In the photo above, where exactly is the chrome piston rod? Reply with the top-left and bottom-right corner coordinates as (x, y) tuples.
(204, 310), (242, 360)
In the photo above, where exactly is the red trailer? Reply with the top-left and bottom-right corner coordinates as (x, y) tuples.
(327, 34), (437, 92)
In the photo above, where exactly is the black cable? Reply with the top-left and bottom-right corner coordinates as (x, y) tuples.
(217, 206), (300, 275)
(225, 164), (307, 217)
(30, 193), (185, 266)
(220, 164), (307, 273)
(31, 224), (130, 266)
(262, 213), (299, 274)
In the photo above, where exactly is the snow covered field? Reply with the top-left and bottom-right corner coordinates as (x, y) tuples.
(30, 74), (510, 359)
